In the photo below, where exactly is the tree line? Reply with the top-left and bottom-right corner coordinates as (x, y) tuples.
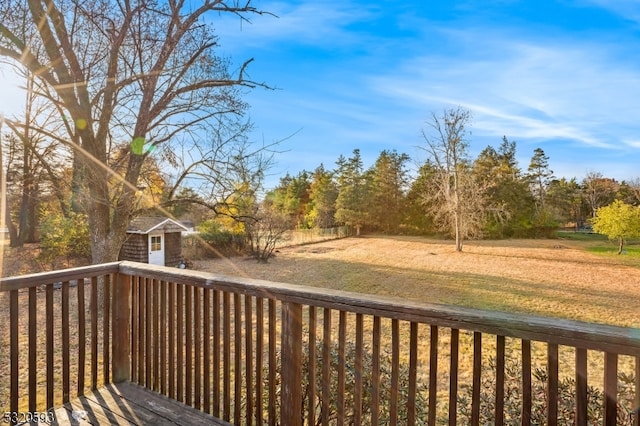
(264, 108), (640, 251)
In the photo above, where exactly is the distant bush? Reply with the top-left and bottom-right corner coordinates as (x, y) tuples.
(194, 219), (244, 257)
(38, 210), (91, 268)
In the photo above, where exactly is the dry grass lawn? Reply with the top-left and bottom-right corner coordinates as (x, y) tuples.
(193, 235), (640, 328)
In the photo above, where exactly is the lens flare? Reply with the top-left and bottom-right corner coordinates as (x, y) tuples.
(131, 137), (146, 155)
(75, 118), (87, 130)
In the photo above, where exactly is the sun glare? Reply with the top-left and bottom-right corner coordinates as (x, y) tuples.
(0, 63), (26, 119)
(0, 63), (25, 278)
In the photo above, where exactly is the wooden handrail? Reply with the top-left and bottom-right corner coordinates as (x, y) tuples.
(0, 262), (120, 291)
(118, 261), (640, 356)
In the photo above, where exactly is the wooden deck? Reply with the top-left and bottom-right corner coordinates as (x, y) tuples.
(51, 382), (231, 425)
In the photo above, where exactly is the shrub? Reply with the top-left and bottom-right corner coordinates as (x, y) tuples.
(457, 357), (636, 425)
(259, 337), (432, 424)
(196, 218), (244, 257)
(38, 210), (91, 268)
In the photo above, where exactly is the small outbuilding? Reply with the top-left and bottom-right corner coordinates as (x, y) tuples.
(119, 217), (188, 266)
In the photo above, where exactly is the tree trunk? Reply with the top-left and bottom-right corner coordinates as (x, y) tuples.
(617, 237), (624, 255)
(454, 211), (463, 252)
(6, 203), (18, 248)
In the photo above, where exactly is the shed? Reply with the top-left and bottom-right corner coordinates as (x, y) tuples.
(119, 217), (188, 266)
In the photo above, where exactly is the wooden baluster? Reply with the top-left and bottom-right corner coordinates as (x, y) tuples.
(245, 294), (253, 425)
(449, 329), (460, 425)
(10, 289), (18, 414)
(354, 313), (364, 425)
(176, 283), (184, 402)
(521, 339), (532, 426)
(28, 286), (37, 410)
(138, 277), (146, 385)
(321, 308), (331, 426)
(372, 316), (381, 425)
(269, 299), (277, 426)
(147, 278), (153, 390)
(223, 291), (231, 421)
(408, 322), (418, 426)
(547, 343), (559, 426)
(495, 335), (505, 425)
(428, 325), (438, 426)
(46, 283), (54, 408)
(160, 280), (167, 395)
(153, 279), (160, 392)
(471, 332), (482, 426)
(203, 288), (211, 413)
(185, 285), (193, 406)
(256, 297), (264, 425)
(604, 352), (618, 426)
(575, 348), (588, 426)
(62, 281), (70, 403)
(194, 286), (202, 410)
(213, 290), (221, 416)
(308, 306), (317, 424)
(131, 277), (139, 384)
(390, 319), (400, 426)
(103, 275), (111, 384)
(337, 311), (347, 425)
(113, 273), (132, 384)
(234, 293), (242, 424)
(91, 276), (98, 390)
(77, 279), (86, 396)
(168, 281), (176, 400)
(281, 301), (302, 426)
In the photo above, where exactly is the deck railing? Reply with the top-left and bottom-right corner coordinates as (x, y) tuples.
(1, 261), (640, 425)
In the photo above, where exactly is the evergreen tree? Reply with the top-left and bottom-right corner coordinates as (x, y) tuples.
(334, 149), (370, 236)
(473, 137), (534, 237)
(306, 165), (338, 229)
(368, 150), (410, 233)
(526, 148), (554, 213)
(546, 178), (586, 229)
(267, 172), (311, 228)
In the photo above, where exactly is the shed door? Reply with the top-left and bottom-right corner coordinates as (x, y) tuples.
(148, 233), (165, 266)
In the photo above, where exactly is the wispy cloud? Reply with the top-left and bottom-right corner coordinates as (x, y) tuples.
(369, 27), (640, 152)
(213, 1), (378, 49)
(582, 0), (640, 24)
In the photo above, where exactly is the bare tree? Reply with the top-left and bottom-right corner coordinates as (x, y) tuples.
(582, 171), (618, 218)
(0, 0), (272, 263)
(243, 202), (292, 263)
(420, 107), (486, 252)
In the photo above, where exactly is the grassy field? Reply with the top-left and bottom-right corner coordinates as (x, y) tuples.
(194, 233), (640, 328)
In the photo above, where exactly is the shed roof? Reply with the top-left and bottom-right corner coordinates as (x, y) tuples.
(126, 217), (189, 234)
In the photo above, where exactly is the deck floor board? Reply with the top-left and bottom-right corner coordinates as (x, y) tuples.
(50, 382), (232, 425)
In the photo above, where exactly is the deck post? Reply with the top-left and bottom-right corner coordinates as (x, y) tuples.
(112, 271), (132, 383)
(281, 301), (303, 426)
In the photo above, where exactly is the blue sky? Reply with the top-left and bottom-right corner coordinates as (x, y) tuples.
(1, 1), (639, 191)
(214, 0), (640, 189)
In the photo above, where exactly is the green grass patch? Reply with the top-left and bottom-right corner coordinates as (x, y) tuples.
(554, 231), (608, 242)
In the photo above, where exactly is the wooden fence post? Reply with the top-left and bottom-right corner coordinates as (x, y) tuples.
(281, 301), (303, 426)
(112, 272), (132, 383)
